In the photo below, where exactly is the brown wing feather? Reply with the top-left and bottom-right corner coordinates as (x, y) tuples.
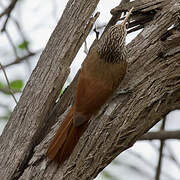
(46, 108), (74, 160)
(73, 72), (113, 126)
(75, 71), (113, 115)
(46, 107), (88, 163)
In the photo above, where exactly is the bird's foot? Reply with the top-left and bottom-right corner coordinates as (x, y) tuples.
(116, 87), (133, 95)
(112, 87), (132, 100)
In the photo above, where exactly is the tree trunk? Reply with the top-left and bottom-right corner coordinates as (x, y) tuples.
(0, 0), (180, 180)
(0, 0), (100, 179)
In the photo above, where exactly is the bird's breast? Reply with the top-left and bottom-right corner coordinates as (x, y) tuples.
(82, 48), (127, 89)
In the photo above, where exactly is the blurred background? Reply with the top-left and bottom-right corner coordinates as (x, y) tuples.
(0, 0), (180, 179)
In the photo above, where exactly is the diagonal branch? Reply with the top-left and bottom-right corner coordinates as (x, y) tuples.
(4, 30), (18, 58)
(0, 63), (18, 104)
(0, 0), (19, 31)
(0, 51), (40, 69)
(0, 0), (18, 18)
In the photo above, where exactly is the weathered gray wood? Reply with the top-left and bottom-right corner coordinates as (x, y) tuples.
(14, 0), (180, 180)
(112, 0), (171, 33)
(0, 0), (100, 179)
(111, 0), (169, 15)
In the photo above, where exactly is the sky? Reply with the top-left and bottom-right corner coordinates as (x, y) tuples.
(0, 0), (180, 179)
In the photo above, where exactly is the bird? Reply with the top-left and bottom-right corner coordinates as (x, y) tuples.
(46, 8), (134, 163)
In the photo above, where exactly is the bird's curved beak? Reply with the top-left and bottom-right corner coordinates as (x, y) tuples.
(121, 7), (134, 26)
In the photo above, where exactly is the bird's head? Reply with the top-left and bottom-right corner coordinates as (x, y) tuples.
(97, 7), (134, 63)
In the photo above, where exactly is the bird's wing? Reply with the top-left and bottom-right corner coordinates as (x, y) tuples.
(73, 68), (113, 126)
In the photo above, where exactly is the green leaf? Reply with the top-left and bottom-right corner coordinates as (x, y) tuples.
(60, 89), (64, 95)
(10, 80), (23, 90)
(102, 171), (115, 180)
(0, 81), (4, 88)
(0, 114), (10, 121)
(0, 81), (11, 95)
(18, 40), (29, 50)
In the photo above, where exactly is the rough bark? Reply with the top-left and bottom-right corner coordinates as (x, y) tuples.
(0, 0), (180, 180)
(0, 0), (100, 179)
(140, 130), (180, 140)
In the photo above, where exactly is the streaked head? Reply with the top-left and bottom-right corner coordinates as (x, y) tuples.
(97, 7), (134, 63)
(114, 7), (134, 44)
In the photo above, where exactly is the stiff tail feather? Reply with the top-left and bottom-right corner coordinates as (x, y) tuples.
(46, 107), (87, 163)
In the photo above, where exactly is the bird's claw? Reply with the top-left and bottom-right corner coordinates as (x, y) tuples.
(116, 88), (133, 95)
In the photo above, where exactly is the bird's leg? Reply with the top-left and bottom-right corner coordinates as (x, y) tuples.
(116, 87), (133, 94)
(112, 87), (133, 99)
(112, 88), (132, 100)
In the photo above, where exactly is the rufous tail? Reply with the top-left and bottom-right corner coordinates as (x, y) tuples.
(46, 107), (87, 163)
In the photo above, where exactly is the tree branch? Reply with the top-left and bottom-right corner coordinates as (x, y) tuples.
(0, 0), (19, 31)
(155, 118), (166, 180)
(0, 63), (18, 104)
(0, 0), (100, 179)
(0, 0), (18, 18)
(139, 130), (180, 140)
(4, 30), (18, 58)
(0, 51), (40, 69)
(128, 150), (177, 179)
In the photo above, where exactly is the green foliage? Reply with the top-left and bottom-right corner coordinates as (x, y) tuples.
(0, 81), (10, 95)
(102, 171), (117, 180)
(18, 40), (29, 50)
(0, 80), (23, 95)
(0, 104), (12, 121)
(10, 80), (23, 91)
(0, 113), (11, 121)
(0, 80), (23, 121)
(0, 81), (4, 89)
(60, 89), (64, 96)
